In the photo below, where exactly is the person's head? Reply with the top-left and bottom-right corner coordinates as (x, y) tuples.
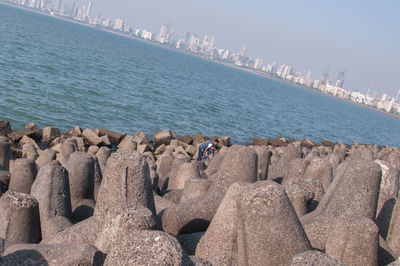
(212, 139), (219, 150)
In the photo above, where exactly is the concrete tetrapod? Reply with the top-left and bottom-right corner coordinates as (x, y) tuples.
(0, 191), (41, 244)
(300, 157), (382, 250)
(161, 145), (258, 236)
(45, 150), (157, 254)
(0, 139), (10, 171)
(30, 161), (72, 240)
(8, 158), (37, 194)
(289, 250), (346, 266)
(1, 243), (105, 266)
(65, 152), (95, 211)
(236, 181), (311, 266)
(325, 216), (379, 266)
(104, 230), (191, 265)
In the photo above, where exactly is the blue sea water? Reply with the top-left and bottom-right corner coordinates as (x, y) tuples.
(0, 4), (399, 146)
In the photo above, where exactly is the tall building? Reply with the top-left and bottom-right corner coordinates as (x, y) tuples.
(335, 71), (345, 88)
(381, 93), (388, 102)
(113, 18), (124, 31)
(202, 35), (215, 54)
(305, 70), (312, 81)
(254, 58), (263, 70)
(157, 24), (171, 43)
(86, 1), (92, 17)
(239, 44), (247, 57)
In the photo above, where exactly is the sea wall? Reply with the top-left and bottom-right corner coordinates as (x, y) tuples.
(0, 120), (399, 265)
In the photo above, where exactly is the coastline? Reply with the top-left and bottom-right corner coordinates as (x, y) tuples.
(1, 1), (399, 121)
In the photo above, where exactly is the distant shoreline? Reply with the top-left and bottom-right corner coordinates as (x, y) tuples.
(1, 1), (399, 121)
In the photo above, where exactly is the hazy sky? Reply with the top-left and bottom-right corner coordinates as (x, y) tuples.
(78, 0), (399, 97)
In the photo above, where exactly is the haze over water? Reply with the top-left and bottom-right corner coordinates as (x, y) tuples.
(1, 4), (400, 147)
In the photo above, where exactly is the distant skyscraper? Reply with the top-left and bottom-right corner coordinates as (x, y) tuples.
(86, 1), (92, 17)
(239, 44), (247, 57)
(306, 70), (312, 81)
(335, 71), (345, 88)
(254, 58), (263, 70)
(381, 93), (388, 101)
(157, 24), (171, 43)
(113, 18), (124, 31)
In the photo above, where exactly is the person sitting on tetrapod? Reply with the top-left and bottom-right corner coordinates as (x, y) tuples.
(196, 139), (219, 161)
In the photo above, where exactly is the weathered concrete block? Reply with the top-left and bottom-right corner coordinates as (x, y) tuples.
(65, 152), (95, 210)
(8, 158), (37, 194)
(95, 146), (111, 175)
(0, 191), (41, 243)
(162, 145), (258, 236)
(1, 243), (105, 266)
(99, 128), (123, 145)
(94, 150), (156, 222)
(104, 230), (191, 265)
(22, 143), (39, 161)
(82, 129), (102, 146)
(301, 158), (382, 250)
(95, 207), (157, 254)
(0, 139), (11, 171)
(289, 250), (345, 265)
(154, 129), (173, 147)
(35, 149), (56, 168)
(168, 163), (201, 190)
(0, 121), (12, 137)
(71, 199), (95, 222)
(325, 216), (379, 266)
(204, 154), (224, 178)
(31, 161), (72, 240)
(87, 145), (99, 156)
(117, 135), (137, 151)
(41, 127), (60, 144)
(376, 160), (400, 216)
(237, 181), (311, 266)
(181, 178), (211, 202)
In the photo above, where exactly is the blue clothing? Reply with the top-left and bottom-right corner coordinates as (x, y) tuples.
(196, 141), (214, 161)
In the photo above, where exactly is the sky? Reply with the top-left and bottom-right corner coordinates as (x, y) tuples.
(78, 0), (400, 98)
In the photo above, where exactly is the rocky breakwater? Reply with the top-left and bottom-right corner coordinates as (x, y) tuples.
(0, 120), (400, 265)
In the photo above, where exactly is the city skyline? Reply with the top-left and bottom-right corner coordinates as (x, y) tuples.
(82, 0), (400, 98)
(2, 0), (399, 101)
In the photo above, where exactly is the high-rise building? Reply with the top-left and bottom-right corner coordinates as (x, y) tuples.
(157, 24), (171, 43)
(202, 35), (215, 54)
(113, 18), (124, 31)
(381, 93), (388, 101)
(239, 44), (247, 57)
(306, 70), (312, 81)
(254, 58), (263, 70)
(86, 1), (92, 17)
(335, 71), (345, 88)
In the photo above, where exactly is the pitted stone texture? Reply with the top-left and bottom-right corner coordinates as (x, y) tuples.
(326, 216), (379, 266)
(154, 129), (173, 147)
(99, 128), (123, 145)
(65, 152), (95, 210)
(82, 129), (103, 146)
(301, 158), (382, 250)
(289, 250), (346, 266)
(253, 145), (271, 181)
(0, 191), (41, 243)
(204, 154), (224, 178)
(268, 144), (303, 181)
(0, 139), (10, 171)
(237, 181), (311, 266)
(71, 199), (95, 222)
(181, 178), (211, 202)
(385, 199), (400, 257)
(41, 127), (60, 144)
(161, 145), (258, 236)
(8, 158), (37, 194)
(22, 143), (39, 161)
(0, 121), (12, 137)
(31, 161), (72, 240)
(196, 182), (247, 265)
(117, 135), (137, 151)
(94, 150), (155, 221)
(1, 243), (105, 266)
(35, 149), (56, 168)
(104, 230), (191, 265)
(59, 141), (76, 165)
(95, 207), (157, 254)
(95, 146), (111, 174)
(376, 160), (400, 216)
(168, 163), (201, 190)
(303, 157), (334, 192)
(211, 145), (258, 194)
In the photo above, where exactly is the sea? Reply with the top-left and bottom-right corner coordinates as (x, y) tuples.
(1, 4), (400, 147)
